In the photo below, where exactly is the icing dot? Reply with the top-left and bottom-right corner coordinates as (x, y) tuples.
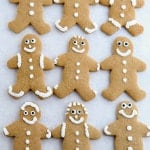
(25, 147), (30, 150)
(75, 76), (79, 80)
(127, 136), (133, 141)
(28, 58), (32, 62)
(122, 60), (127, 65)
(128, 147), (133, 150)
(76, 139), (80, 144)
(75, 147), (79, 150)
(76, 69), (80, 74)
(29, 74), (34, 79)
(29, 10), (35, 16)
(29, 65), (34, 70)
(74, 2), (79, 8)
(29, 2), (34, 7)
(26, 130), (31, 136)
(75, 131), (80, 136)
(121, 4), (126, 9)
(122, 68), (127, 74)
(25, 139), (30, 144)
(76, 62), (80, 66)
(123, 77), (127, 83)
(120, 13), (125, 18)
(127, 125), (132, 131)
(74, 12), (79, 18)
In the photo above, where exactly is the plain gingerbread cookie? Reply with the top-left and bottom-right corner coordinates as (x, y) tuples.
(52, 102), (101, 150)
(9, 0), (52, 34)
(54, 0), (99, 33)
(101, 36), (146, 101)
(7, 34), (54, 99)
(100, 0), (144, 36)
(104, 101), (150, 150)
(3, 102), (51, 150)
(54, 36), (100, 101)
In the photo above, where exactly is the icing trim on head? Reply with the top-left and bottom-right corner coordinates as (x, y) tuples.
(116, 48), (131, 57)
(23, 116), (38, 125)
(119, 109), (138, 119)
(21, 102), (40, 112)
(24, 47), (36, 53)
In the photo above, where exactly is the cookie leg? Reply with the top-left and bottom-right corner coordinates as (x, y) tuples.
(31, 19), (51, 34)
(126, 86), (145, 101)
(53, 82), (74, 98)
(8, 16), (29, 33)
(125, 20), (143, 36)
(55, 16), (76, 32)
(76, 85), (96, 101)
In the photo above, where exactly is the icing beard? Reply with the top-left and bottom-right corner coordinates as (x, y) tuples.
(69, 116), (84, 124)
(23, 116), (38, 125)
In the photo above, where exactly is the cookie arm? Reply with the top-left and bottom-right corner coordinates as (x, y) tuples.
(133, 57), (146, 72)
(138, 122), (150, 137)
(7, 55), (18, 69)
(54, 54), (67, 67)
(99, 0), (110, 6)
(43, 56), (54, 70)
(42, 0), (53, 5)
(52, 125), (62, 138)
(9, 0), (20, 3)
(100, 56), (114, 70)
(135, 0), (144, 8)
(88, 124), (101, 139)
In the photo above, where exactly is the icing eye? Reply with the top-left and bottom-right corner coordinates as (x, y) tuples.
(117, 41), (122, 46)
(121, 103), (127, 109)
(80, 41), (85, 46)
(31, 111), (36, 116)
(128, 103), (132, 108)
(77, 110), (82, 114)
(124, 42), (129, 47)
(31, 38), (36, 44)
(24, 111), (28, 116)
(71, 109), (76, 114)
(25, 40), (30, 45)
(73, 40), (78, 45)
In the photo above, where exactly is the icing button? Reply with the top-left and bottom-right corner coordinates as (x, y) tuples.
(29, 2), (34, 7)
(29, 74), (34, 79)
(123, 77), (127, 83)
(75, 76), (79, 80)
(76, 62), (80, 66)
(28, 58), (33, 63)
(29, 10), (35, 16)
(25, 139), (30, 144)
(75, 147), (79, 150)
(76, 139), (80, 144)
(127, 125), (132, 131)
(121, 4), (126, 10)
(128, 147), (133, 150)
(122, 68), (127, 74)
(26, 130), (31, 136)
(25, 147), (30, 150)
(74, 12), (79, 18)
(74, 3), (79, 8)
(120, 13), (125, 18)
(127, 136), (133, 141)
(29, 65), (34, 70)
(122, 60), (127, 65)
(75, 131), (80, 136)
(76, 69), (80, 74)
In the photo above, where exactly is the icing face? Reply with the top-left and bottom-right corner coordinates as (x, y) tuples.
(112, 37), (133, 57)
(20, 102), (41, 125)
(22, 34), (42, 53)
(66, 102), (88, 124)
(68, 36), (89, 54)
(117, 101), (138, 119)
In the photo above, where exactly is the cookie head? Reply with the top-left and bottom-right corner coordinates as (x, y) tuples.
(65, 102), (88, 124)
(112, 37), (133, 57)
(68, 36), (89, 54)
(117, 101), (138, 119)
(22, 34), (42, 53)
(20, 102), (41, 125)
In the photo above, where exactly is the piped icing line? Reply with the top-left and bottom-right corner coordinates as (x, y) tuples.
(35, 86), (52, 98)
(116, 48), (131, 57)
(119, 109), (138, 119)
(3, 128), (9, 135)
(54, 57), (58, 65)
(84, 123), (90, 138)
(109, 18), (121, 28)
(21, 102), (40, 112)
(69, 116), (84, 124)
(61, 122), (66, 138)
(85, 22), (97, 33)
(97, 63), (100, 71)
(131, 0), (136, 6)
(46, 129), (51, 138)
(55, 20), (68, 32)
(17, 53), (22, 68)
(40, 54), (44, 69)
(104, 126), (111, 135)
(8, 86), (24, 98)
(125, 20), (137, 29)
(23, 116), (37, 125)
(109, 0), (114, 5)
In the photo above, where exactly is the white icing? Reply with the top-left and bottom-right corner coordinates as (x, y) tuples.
(17, 53), (21, 68)
(25, 147), (30, 150)
(54, 57), (58, 65)
(127, 125), (132, 131)
(35, 86), (52, 98)
(29, 10), (34, 16)
(95, 0), (99, 3)
(97, 63), (100, 71)
(29, 74), (34, 79)
(21, 102), (40, 112)
(74, 12), (79, 18)
(24, 47), (36, 53)
(73, 102), (77, 106)
(54, 0), (60, 3)
(26, 130), (31, 136)
(109, 18), (121, 28)
(25, 139), (30, 144)
(121, 5), (126, 9)
(122, 60), (127, 65)
(69, 116), (84, 124)
(85, 22), (97, 33)
(61, 122), (66, 138)
(29, 58), (33, 62)
(75, 115), (78, 119)
(128, 136), (133, 141)
(75, 148), (79, 150)
(76, 62), (80, 66)
(126, 20), (137, 29)
(122, 68), (127, 74)
(8, 86), (24, 97)
(54, 84), (58, 90)
(116, 48), (131, 57)
(72, 47), (85, 53)
(76, 69), (80, 74)
(29, 2), (34, 7)
(131, 0), (136, 6)
(123, 77), (128, 83)
(3, 128), (9, 135)
(104, 126), (111, 135)
(46, 129), (51, 138)
(120, 13), (125, 18)
(23, 116), (38, 125)
(147, 132), (150, 136)
(74, 2), (79, 7)
(119, 109), (138, 119)
(29, 65), (34, 70)
(75, 75), (79, 80)
(76, 139), (80, 144)
(128, 147), (133, 150)
(109, 0), (114, 5)
(75, 131), (80, 136)
(55, 20), (68, 32)
(40, 54), (44, 69)
(68, 103), (73, 107)
(84, 123), (90, 138)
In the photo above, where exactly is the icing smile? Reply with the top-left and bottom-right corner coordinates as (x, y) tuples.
(116, 48), (131, 57)
(24, 47), (36, 53)
(23, 116), (37, 124)
(119, 109), (138, 119)
(69, 116), (84, 124)
(72, 47), (85, 53)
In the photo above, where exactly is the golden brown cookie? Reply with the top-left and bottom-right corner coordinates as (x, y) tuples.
(54, 0), (99, 33)
(7, 34), (54, 99)
(101, 36), (146, 101)
(52, 102), (101, 150)
(100, 0), (144, 36)
(54, 36), (100, 101)
(9, 0), (52, 34)
(3, 102), (51, 150)
(104, 101), (150, 150)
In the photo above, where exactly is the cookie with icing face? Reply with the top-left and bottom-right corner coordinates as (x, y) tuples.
(101, 36), (146, 101)
(7, 34), (54, 99)
(104, 101), (150, 150)
(8, 0), (52, 34)
(100, 0), (144, 36)
(54, 0), (98, 33)
(52, 102), (101, 150)
(54, 36), (100, 101)
(3, 102), (51, 150)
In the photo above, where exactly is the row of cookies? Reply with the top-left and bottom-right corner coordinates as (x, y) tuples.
(7, 34), (146, 101)
(9, 0), (144, 36)
(3, 101), (150, 150)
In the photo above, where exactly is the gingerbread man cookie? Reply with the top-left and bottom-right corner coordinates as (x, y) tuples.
(104, 101), (150, 150)
(54, 36), (100, 101)
(3, 102), (51, 150)
(100, 0), (144, 36)
(52, 102), (101, 150)
(101, 37), (146, 101)
(9, 0), (52, 34)
(54, 0), (98, 33)
(7, 34), (54, 99)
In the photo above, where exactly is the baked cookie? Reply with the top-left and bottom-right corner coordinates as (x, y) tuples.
(7, 34), (54, 99)
(54, 36), (100, 101)
(9, 0), (52, 34)
(104, 101), (150, 150)
(100, 0), (144, 36)
(52, 102), (101, 150)
(101, 36), (146, 101)
(54, 0), (98, 33)
(3, 102), (51, 150)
